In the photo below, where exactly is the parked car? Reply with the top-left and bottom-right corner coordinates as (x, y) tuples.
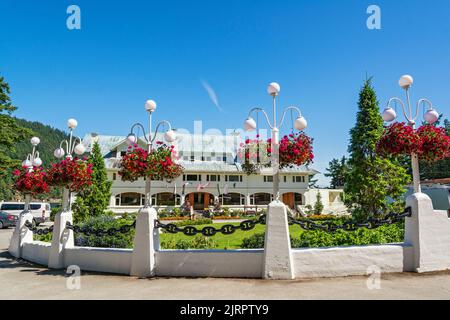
(0, 211), (19, 229)
(0, 202), (51, 226)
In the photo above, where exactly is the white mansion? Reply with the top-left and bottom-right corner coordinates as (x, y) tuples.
(82, 132), (345, 214)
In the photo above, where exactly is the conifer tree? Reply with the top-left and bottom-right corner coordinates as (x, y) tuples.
(344, 79), (410, 220)
(73, 142), (112, 223)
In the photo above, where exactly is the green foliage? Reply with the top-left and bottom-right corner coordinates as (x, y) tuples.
(325, 156), (349, 189)
(0, 76), (33, 199)
(313, 191), (324, 215)
(240, 223), (404, 249)
(72, 142), (112, 223)
(345, 79), (410, 220)
(161, 235), (218, 249)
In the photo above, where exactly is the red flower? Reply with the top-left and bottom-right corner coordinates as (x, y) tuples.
(47, 157), (93, 192)
(13, 167), (49, 195)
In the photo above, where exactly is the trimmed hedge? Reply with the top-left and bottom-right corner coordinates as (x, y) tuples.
(241, 223), (405, 249)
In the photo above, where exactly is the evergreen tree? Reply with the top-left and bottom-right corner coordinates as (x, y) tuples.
(313, 191), (324, 215)
(344, 79), (410, 220)
(0, 76), (32, 176)
(325, 156), (349, 189)
(73, 142), (112, 223)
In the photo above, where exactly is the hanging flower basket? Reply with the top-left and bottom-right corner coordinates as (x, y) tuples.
(119, 143), (184, 182)
(13, 167), (50, 195)
(278, 133), (314, 168)
(47, 157), (93, 192)
(416, 125), (450, 163)
(118, 145), (149, 182)
(238, 134), (314, 175)
(237, 138), (272, 175)
(377, 122), (421, 157)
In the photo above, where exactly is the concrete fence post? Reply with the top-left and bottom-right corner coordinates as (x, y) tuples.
(405, 193), (450, 273)
(8, 212), (34, 258)
(262, 200), (295, 280)
(48, 210), (74, 269)
(130, 206), (159, 277)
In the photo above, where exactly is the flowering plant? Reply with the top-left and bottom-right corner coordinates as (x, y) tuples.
(13, 167), (50, 195)
(238, 133), (314, 175)
(416, 125), (450, 163)
(237, 137), (272, 175)
(278, 133), (314, 168)
(118, 146), (149, 181)
(377, 123), (421, 157)
(119, 143), (184, 182)
(47, 157), (93, 192)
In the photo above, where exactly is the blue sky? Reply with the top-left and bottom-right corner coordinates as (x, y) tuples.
(1, 0), (449, 185)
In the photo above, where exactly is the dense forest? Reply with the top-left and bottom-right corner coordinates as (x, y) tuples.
(0, 118), (69, 201)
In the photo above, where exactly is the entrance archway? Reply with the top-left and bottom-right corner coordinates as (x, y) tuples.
(187, 192), (215, 210)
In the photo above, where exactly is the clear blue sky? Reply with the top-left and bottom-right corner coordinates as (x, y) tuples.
(1, 0), (449, 185)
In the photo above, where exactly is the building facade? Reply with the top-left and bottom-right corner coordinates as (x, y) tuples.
(82, 132), (346, 214)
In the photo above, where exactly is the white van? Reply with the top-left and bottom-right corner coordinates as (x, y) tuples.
(0, 202), (51, 226)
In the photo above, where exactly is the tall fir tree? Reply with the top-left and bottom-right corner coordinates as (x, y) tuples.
(0, 76), (32, 175)
(344, 79), (410, 220)
(73, 142), (112, 223)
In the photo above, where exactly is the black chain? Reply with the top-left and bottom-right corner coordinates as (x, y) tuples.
(288, 207), (412, 232)
(65, 220), (136, 237)
(24, 221), (54, 235)
(155, 215), (266, 237)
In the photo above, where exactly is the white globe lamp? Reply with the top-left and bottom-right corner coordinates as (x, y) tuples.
(30, 137), (40, 146)
(54, 148), (65, 159)
(294, 116), (308, 131)
(243, 117), (257, 132)
(126, 134), (137, 146)
(164, 130), (177, 143)
(32, 157), (42, 167)
(67, 118), (78, 130)
(424, 109), (439, 125)
(74, 144), (86, 155)
(22, 159), (32, 168)
(382, 107), (397, 122)
(267, 82), (280, 96)
(145, 100), (157, 112)
(399, 75), (414, 90)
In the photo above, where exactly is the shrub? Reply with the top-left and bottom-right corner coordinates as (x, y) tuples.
(73, 215), (135, 248)
(240, 223), (404, 249)
(161, 235), (218, 249)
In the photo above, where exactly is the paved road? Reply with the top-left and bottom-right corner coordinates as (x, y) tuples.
(1, 228), (450, 300)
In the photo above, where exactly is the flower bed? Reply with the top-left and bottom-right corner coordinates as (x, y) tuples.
(46, 157), (93, 192)
(13, 167), (49, 195)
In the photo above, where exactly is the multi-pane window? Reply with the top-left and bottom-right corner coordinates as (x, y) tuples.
(264, 176), (274, 183)
(207, 175), (221, 182)
(184, 174), (201, 181)
(226, 175), (242, 182)
(293, 176), (306, 183)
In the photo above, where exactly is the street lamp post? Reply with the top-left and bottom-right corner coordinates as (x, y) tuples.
(382, 75), (440, 194)
(53, 118), (86, 211)
(126, 100), (177, 209)
(243, 82), (308, 200)
(22, 136), (43, 214)
(242, 82), (308, 280)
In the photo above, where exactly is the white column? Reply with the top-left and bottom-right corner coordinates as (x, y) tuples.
(48, 188), (74, 269)
(405, 193), (450, 273)
(262, 200), (295, 279)
(9, 212), (34, 258)
(130, 206), (159, 277)
(48, 210), (74, 269)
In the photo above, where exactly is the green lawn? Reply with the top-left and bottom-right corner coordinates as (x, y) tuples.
(160, 221), (304, 249)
